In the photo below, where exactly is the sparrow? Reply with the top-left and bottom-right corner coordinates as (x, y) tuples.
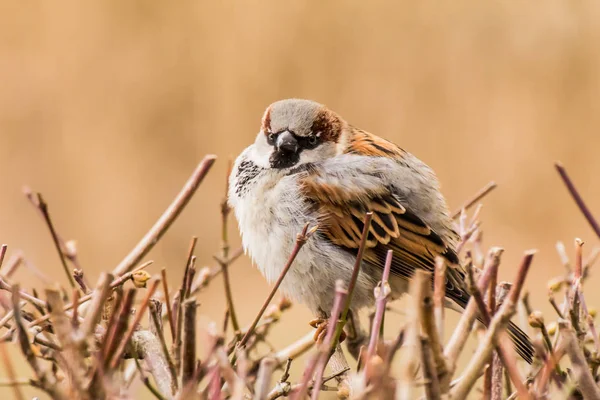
(228, 98), (533, 363)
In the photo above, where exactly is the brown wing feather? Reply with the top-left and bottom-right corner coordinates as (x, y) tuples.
(299, 127), (534, 363)
(300, 162), (467, 304)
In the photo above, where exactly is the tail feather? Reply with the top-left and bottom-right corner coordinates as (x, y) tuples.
(507, 321), (534, 364)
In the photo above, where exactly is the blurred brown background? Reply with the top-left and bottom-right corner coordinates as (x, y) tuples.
(1, 1), (600, 398)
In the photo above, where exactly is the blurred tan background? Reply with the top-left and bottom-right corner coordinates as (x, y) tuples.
(1, 0), (600, 398)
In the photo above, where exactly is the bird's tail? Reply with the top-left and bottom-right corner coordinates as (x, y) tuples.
(507, 320), (534, 364)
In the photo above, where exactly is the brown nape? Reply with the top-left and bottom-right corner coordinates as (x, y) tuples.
(346, 128), (405, 158)
(311, 108), (343, 142)
(261, 106), (272, 134)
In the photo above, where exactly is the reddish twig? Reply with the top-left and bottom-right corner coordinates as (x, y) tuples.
(367, 250), (393, 358)
(310, 281), (349, 400)
(161, 268), (176, 341)
(0, 245), (7, 271)
(555, 162), (600, 239)
(238, 223), (317, 349)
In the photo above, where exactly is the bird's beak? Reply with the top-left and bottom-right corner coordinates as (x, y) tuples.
(275, 131), (299, 154)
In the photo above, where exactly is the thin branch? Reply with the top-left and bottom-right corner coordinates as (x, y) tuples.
(148, 300), (178, 393)
(23, 190), (76, 288)
(421, 336), (441, 400)
(311, 281), (348, 400)
(397, 267), (428, 399)
(559, 319), (600, 398)
(419, 269), (449, 391)
(0, 252), (22, 279)
(135, 358), (168, 400)
(79, 272), (113, 339)
(333, 212), (373, 350)
(555, 162), (600, 239)
(161, 268), (176, 341)
(445, 247), (503, 368)
(238, 223), (317, 349)
(182, 298), (197, 385)
(433, 257), (447, 342)
(131, 329), (178, 398)
(452, 181), (497, 219)
(220, 159), (240, 334)
(450, 295), (518, 399)
(254, 358), (276, 400)
(27, 261), (152, 329)
(110, 279), (160, 369)
(0, 245), (6, 270)
(0, 342), (25, 400)
(113, 155), (216, 276)
(367, 250), (393, 358)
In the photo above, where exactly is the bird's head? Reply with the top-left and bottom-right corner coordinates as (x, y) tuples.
(251, 99), (345, 170)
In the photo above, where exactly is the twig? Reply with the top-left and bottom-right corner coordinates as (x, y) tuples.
(23, 190), (76, 288)
(182, 298), (197, 385)
(559, 318), (600, 398)
(220, 160), (240, 334)
(0, 342), (26, 400)
(419, 269), (449, 392)
(421, 336), (441, 400)
(452, 181), (497, 219)
(159, 269), (176, 342)
(73, 269), (90, 295)
(113, 155), (216, 276)
(135, 358), (168, 400)
(433, 257), (447, 342)
(272, 331), (316, 366)
(46, 288), (86, 395)
(555, 162), (600, 239)
(0, 245), (6, 270)
(148, 300), (178, 393)
(110, 279), (160, 369)
(366, 250), (393, 359)
(103, 288), (136, 363)
(11, 286), (64, 399)
(491, 284), (511, 400)
(238, 223), (317, 349)
(182, 237), (198, 300)
(450, 295), (518, 399)
(254, 358), (276, 400)
(193, 247), (243, 295)
(79, 272), (113, 339)
(332, 212), (373, 351)
(445, 247), (503, 369)
(311, 281), (349, 400)
(27, 261), (153, 329)
(131, 330), (178, 398)
(483, 254), (500, 400)
(397, 267), (428, 399)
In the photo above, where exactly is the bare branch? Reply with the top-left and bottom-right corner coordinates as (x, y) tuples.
(555, 162), (600, 239)
(113, 155), (216, 276)
(452, 181), (497, 219)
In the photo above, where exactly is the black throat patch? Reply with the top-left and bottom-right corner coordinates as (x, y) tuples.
(235, 158), (264, 196)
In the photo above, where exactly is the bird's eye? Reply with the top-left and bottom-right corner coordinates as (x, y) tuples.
(308, 135), (318, 146)
(267, 133), (276, 145)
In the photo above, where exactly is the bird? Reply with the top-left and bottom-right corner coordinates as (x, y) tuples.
(228, 98), (533, 363)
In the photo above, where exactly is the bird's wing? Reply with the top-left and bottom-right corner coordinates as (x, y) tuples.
(299, 129), (468, 305)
